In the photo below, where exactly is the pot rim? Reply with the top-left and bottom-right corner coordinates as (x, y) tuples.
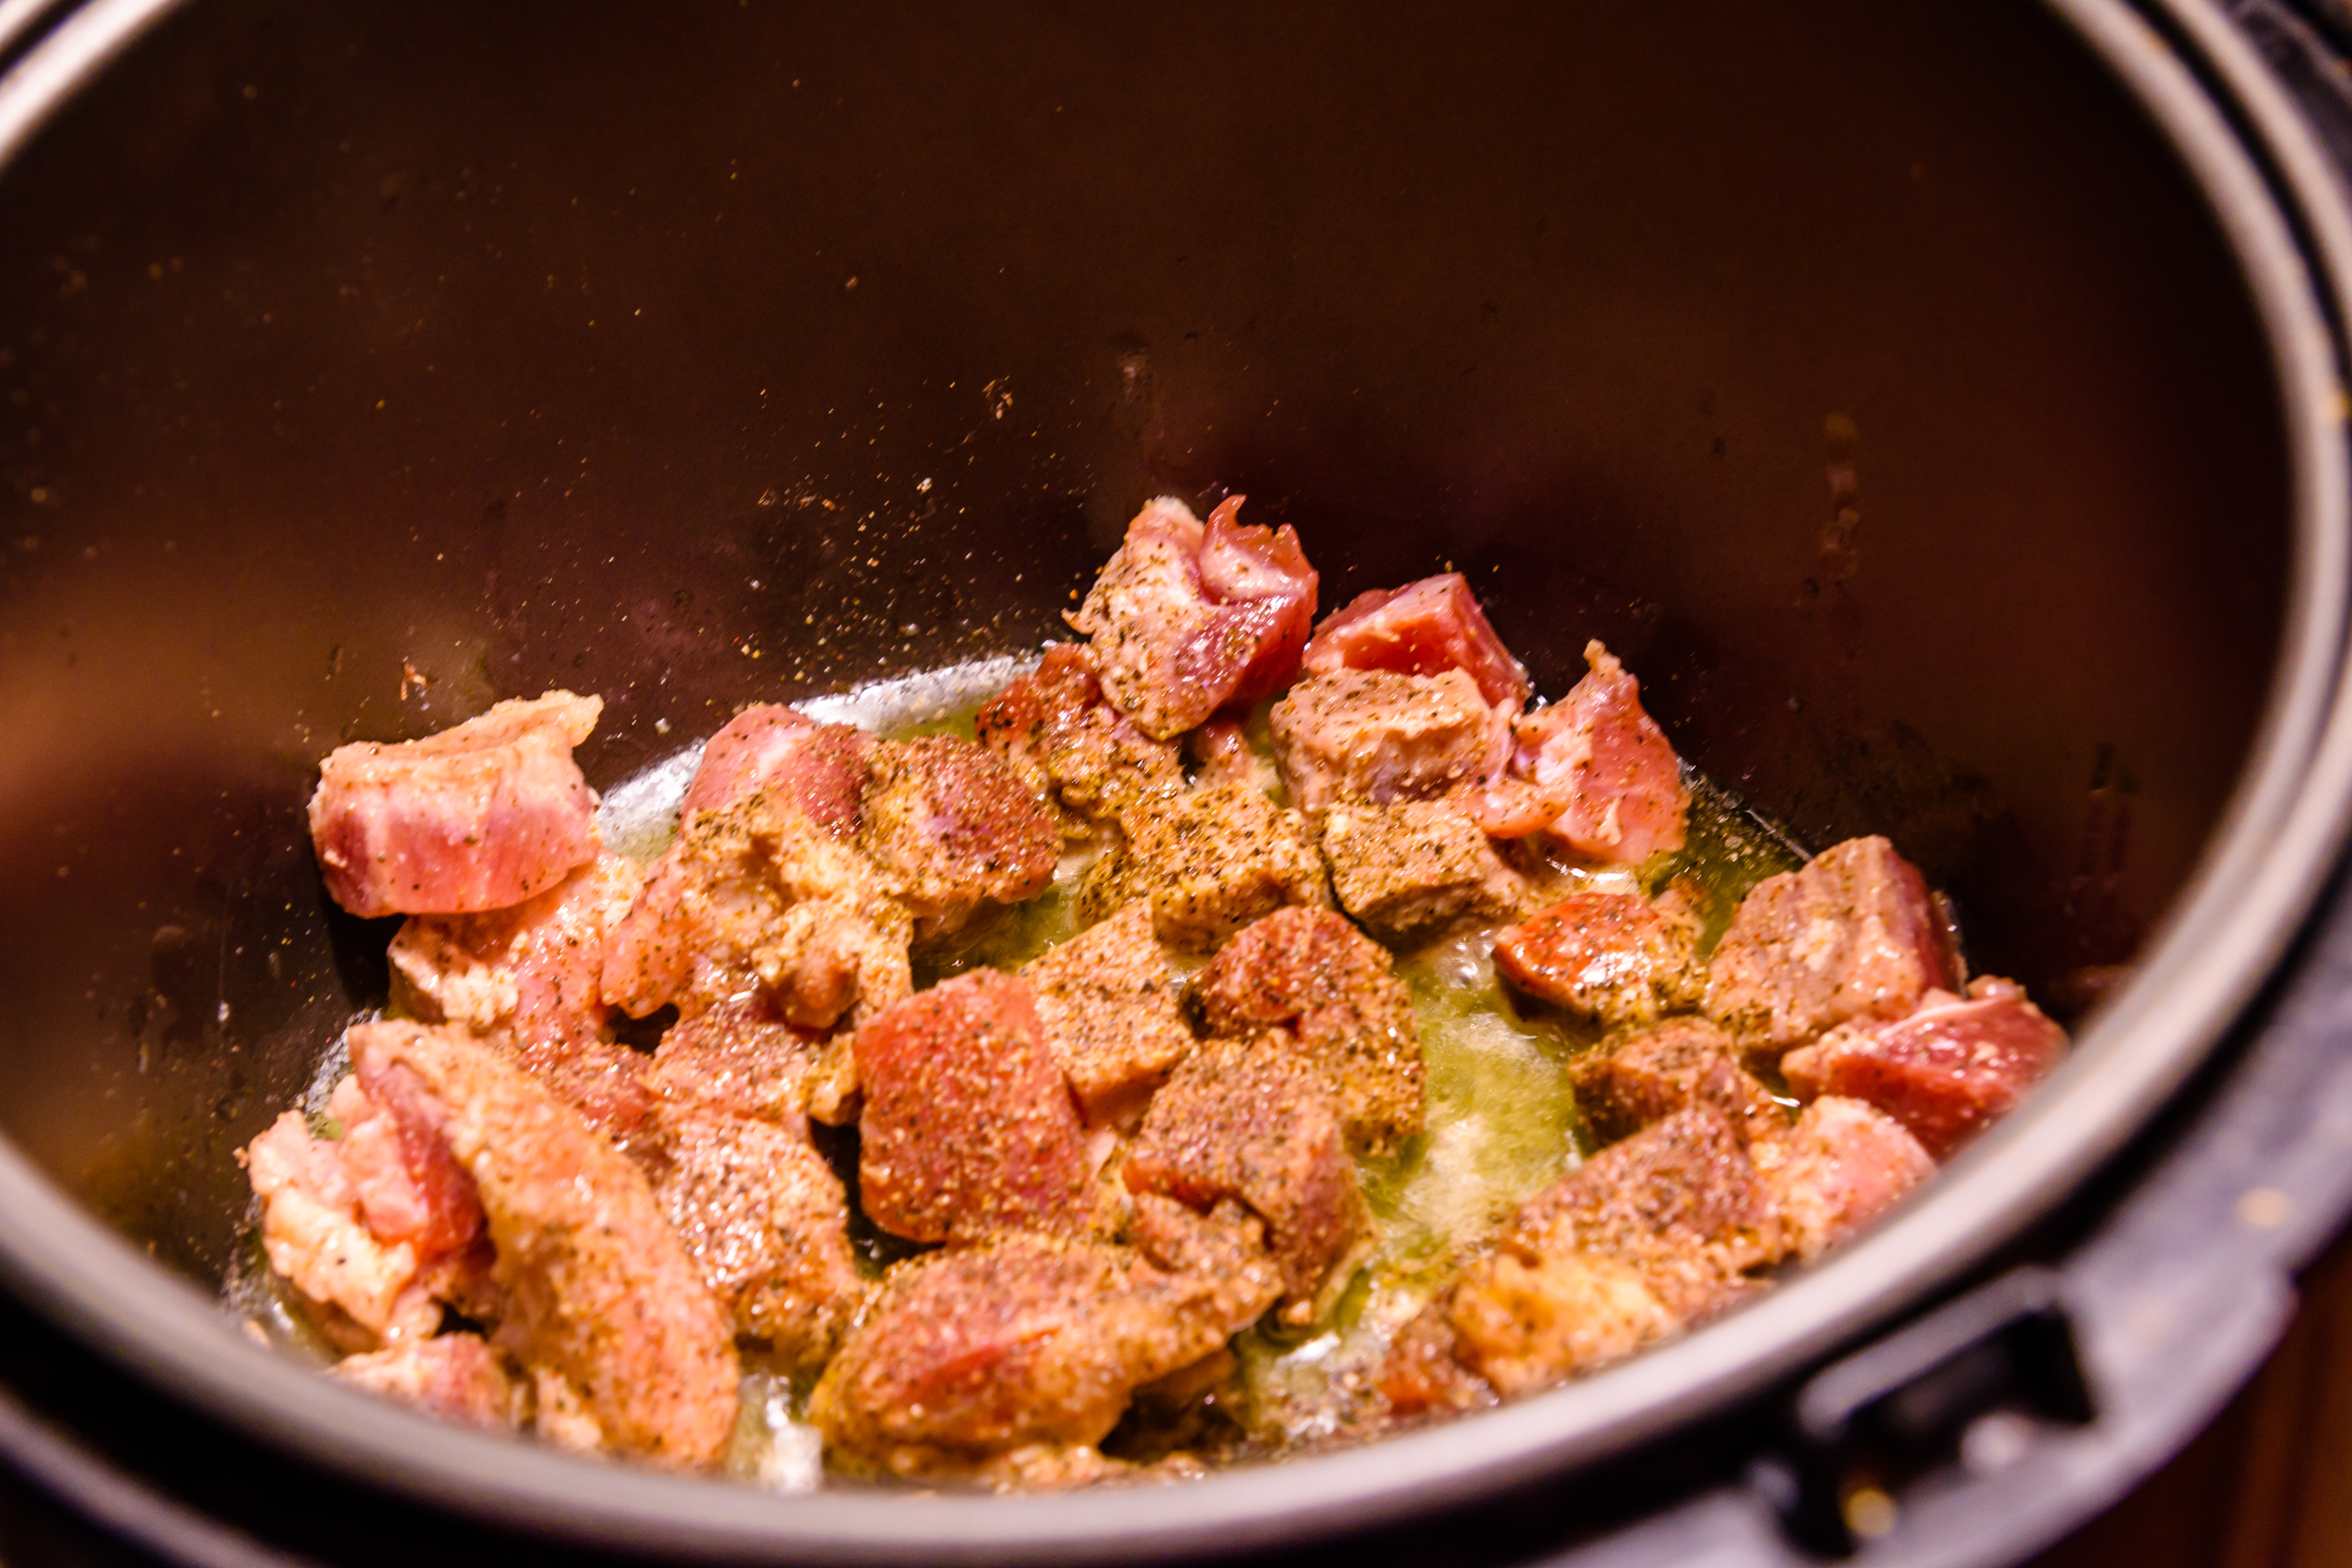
(0, 0), (2349, 1560)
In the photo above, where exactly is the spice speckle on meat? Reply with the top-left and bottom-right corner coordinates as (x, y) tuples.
(1078, 781), (1331, 953)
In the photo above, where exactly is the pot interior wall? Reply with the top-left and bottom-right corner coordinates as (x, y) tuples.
(0, 0), (2292, 1284)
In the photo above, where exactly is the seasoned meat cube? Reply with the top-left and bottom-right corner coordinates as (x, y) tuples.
(332, 1333), (519, 1431)
(680, 703), (873, 832)
(1020, 902), (1195, 1127)
(975, 644), (1183, 827)
(1704, 835), (1962, 1055)
(603, 789), (912, 1033)
(1503, 1106), (1781, 1320)
(241, 1107), (442, 1343)
(1477, 642), (1688, 867)
(1268, 668), (1501, 815)
(1318, 798), (1526, 941)
(391, 853), (641, 1058)
(1303, 571), (1532, 712)
(331, 1070), (488, 1261)
(1376, 1309), (1496, 1418)
(1493, 891), (1702, 1031)
(1068, 496), (1319, 740)
(1196, 906), (1423, 1155)
(1753, 1097), (1936, 1261)
(858, 735), (1059, 940)
(653, 1104), (864, 1369)
(807, 1232), (1272, 1476)
(349, 1021), (738, 1469)
(1187, 715), (1281, 794)
(1125, 1038), (1369, 1325)
(853, 970), (1093, 1244)
(1570, 1018), (1789, 1149)
(1442, 1249), (1677, 1398)
(1780, 978), (2067, 1159)
(309, 691), (604, 919)
(387, 850), (658, 1146)
(1078, 782), (1330, 954)
(642, 994), (855, 1128)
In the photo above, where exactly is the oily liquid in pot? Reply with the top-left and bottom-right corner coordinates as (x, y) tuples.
(228, 656), (1805, 1487)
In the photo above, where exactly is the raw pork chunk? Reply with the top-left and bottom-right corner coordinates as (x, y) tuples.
(1752, 1097), (1936, 1261)
(1569, 1017), (1789, 1149)
(1318, 799), (1525, 940)
(975, 644), (1184, 829)
(808, 1233), (1273, 1476)
(1078, 782), (1330, 953)
(1478, 643), (1688, 866)
(1125, 1037), (1369, 1325)
(331, 1333), (519, 1431)
(309, 691), (603, 918)
(1020, 902), (1196, 1128)
(1493, 891), (1702, 1030)
(1780, 977), (2067, 1159)
(1068, 496), (1318, 739)
(857, 735), (1059, 939)
(653, 1103), (864, 1369)
(680, 703), (873, 831)
(1704, 835), (1961, 1055)
(853, 970), (1094, 1244)
(348, 1020), (738, 1468)
(1196, 906), (1424, 1155)
(1302, 571), (1532, 712)
(602, 789), (912, 1033)
(642, 994), (854, 1128)
(1269, 668), (1500, 815)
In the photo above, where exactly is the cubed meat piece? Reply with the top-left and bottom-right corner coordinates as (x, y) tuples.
(1477, 643), (1688, 867)
(348, 1021), (739, 1469)
(654, 1104), (865, 1369)
(1196, 905), (1424, 1155)
(332, 1334), (519, 1431)
(1020, 902), (1196, 1127)
(1125, 1038), (1369, 1325)
(603, 789), (912, 1033)
(1704, 835), (1963, 1055)
(1268, 668), (1502, 815)
(1504, 1106), (1781, 1320)
(241, 1108), (438, 1342)
(329, 1072), (487, 1261)
(309, 691), (604, 918)
(679, 704), (873, 833)
(1187, 715), (1281, 794)
(1319, 799), (1526, 941)
(853, 970), (1093, 1244)
(1375, 1308), (1496, 1418)
(807, 1232), (1271, 1476)
(1779, 978), (2068, 1159)
(858, 736), (1059, 940)
(1494, 891), (1702, 1031)
(1442, 1248), (1677, 1398)
(974, 644), (1184, 827)
(641, 994), (854, 1127)
(1570, 1017), (1789, 1149)
(388, 851), (655, 1148)
(1077, 782), (1331, 954)
(1068, 496), (1319, 740)
(1753, 1097), (1936, 1261)
(1302, 571), (1533, 712)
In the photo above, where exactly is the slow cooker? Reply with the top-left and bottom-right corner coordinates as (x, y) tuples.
(2, 0), (2351, 1562)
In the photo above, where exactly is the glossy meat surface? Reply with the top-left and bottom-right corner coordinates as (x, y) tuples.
(1494, 891), (1701, 1030)
(1069, 496), (1318, 739)
(680, 703), (874, 831)
(1753, 1097), (1936, 1260)
(309, 691), (604, 918)
(1478, 642), (1687, 865)
(1780, 978), (2067, 1158)
(858, 735), (1059, 938)
(1301, 571), (1532, 711)
(1569, 1017), (1788, 1149)
(1269, 668), (1500, 815)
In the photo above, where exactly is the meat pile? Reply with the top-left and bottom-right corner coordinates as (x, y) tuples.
(248, 493), (2070, 1485)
